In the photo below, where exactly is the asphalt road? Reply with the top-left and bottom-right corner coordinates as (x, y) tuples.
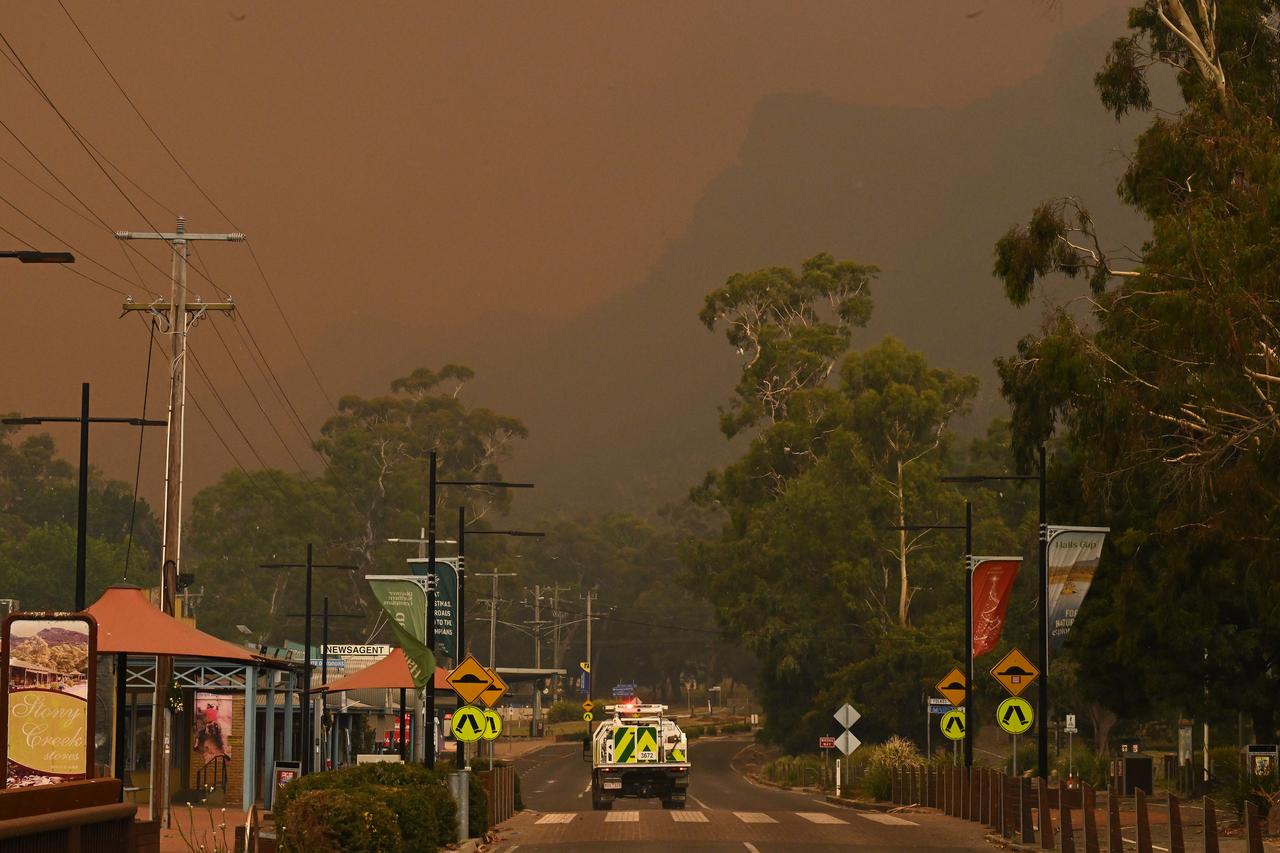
(489, 738), (993, 851)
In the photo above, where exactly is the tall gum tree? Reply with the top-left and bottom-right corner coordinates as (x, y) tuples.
(991, 1), (1280, 740)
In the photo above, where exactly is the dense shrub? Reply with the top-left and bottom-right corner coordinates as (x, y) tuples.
(761, 754), (826, 788)
(275, 762), (470, 852)
(282, 789), (403, 853)
(684, 725), (703, 739)
(860, 736), (924, 801)
(1053, 744), (1109, 788)
(545, 700), (583, 723)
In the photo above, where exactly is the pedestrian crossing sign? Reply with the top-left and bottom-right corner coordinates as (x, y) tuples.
(940, 710), (966, 741)
(996, 697), (1033, 734)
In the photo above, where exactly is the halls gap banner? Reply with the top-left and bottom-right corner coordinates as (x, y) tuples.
(2, 612), (97, 787)
(1046, 526), (1109, 652)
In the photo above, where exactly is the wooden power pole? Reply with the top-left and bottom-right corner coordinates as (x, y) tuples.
(117, 216), (243, 826)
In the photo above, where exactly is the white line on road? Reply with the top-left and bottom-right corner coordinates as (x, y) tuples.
(535, 813), (575, 824)
(1121, 835), (1169, 852)
(577, 783), (591, 798)
(857, 813), (918, 826)
(743, 844), (761, 853)
(734, 812), (777, 824)
(605, 810), (639, 822)
(671, 811), (709, 822)
(689, 794), (711, 810)
(797, 811), (848, 824)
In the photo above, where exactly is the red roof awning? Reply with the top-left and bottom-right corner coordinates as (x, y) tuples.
(87, 585), (257, 662)
(317, 648), (448, 692)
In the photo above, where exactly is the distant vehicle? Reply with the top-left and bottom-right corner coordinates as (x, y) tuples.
(585, 702), (690, 810)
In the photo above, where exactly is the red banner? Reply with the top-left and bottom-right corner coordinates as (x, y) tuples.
(971, 558), (1021, 658)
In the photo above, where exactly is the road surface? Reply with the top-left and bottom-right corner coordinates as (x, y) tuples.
(489, 737), (992, 851)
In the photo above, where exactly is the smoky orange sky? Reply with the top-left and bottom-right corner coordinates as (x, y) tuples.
(1, 0), (1129, 513)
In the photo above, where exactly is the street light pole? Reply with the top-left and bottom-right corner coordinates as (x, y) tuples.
(286, 599), (361, 771)
(887, 501), (972, 765)
(942, 448), (1048, 777)
(422, 450), (533, 769)
(0, 249), (75, 263)
(261, 546), (358, 774)
(3, 383), (165, 609)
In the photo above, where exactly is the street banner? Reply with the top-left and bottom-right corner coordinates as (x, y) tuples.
(408, 558), (459, 659)
(1046, 527), (1109, 651)
(970, 557), (1022, 657)
(1, 612), (97, 787)
(367, 576), (436, 687)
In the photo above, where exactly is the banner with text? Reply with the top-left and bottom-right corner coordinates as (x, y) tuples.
(407, 557), (458, 660)
(366, 577), (436, 688)
(1047, 526), (1109, 652)
(970, 557), (1022, 658)
(2, 612), (97, 787)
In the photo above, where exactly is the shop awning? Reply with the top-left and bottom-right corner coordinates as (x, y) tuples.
(86, 585), (257, 662)
(316, 648), (449, 693)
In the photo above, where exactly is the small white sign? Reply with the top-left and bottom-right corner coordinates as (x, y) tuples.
(324, 644), (392, 656)
(1064, 713), (1078, 734)
(834, 703), (861, 729)
(835, 731), (861, 755)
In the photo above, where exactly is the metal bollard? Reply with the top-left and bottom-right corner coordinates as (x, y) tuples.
(448, 770), (470, 844)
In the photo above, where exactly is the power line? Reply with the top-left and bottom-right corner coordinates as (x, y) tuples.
(123, 316), (157, 580)
(50, 4), (338, 412)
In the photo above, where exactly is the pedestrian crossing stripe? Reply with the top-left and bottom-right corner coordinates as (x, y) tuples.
(535, 813), (575, 824)
(613, 726), (637, 763)
(796, 812), (847, 824)
(858, 812), (918, 825)
(636, 726), (659, 762)
(671, 811), (707, 822)
(733, 812), (777, 823)
(604, 810), (639, 822)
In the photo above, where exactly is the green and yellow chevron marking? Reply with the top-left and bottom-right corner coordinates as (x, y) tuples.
(636, 726), (659, 762)
(613, 726), (637, 763)
(669, 746), (686, 762)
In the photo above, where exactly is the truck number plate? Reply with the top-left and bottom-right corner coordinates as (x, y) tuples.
(602, 779), (622, 789)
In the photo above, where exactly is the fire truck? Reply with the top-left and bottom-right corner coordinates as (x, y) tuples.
(586, 702), (690, 810)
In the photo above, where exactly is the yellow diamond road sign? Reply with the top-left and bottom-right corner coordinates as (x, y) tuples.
(451, 705), (486, 743)
(991, 648), (1039, 697)
(935, 668), (967, 707)
(582, 699), (595, 713)
(478, 667), (509, 709)
(447, 654), (494, 705)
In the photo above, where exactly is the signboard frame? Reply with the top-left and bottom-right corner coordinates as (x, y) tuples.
(1, 611), (98, 788)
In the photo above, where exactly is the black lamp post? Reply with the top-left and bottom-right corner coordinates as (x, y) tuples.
(3, 383), (164, 609)
(888, 501), (973, 765)
(943, 445), (1048, 778)
(0, 249), (75, 263)
(452, 513), (545, 768)
(421, 449), (533, 769)
(287, 597), (362, 769)
(262, 544), (358, 774)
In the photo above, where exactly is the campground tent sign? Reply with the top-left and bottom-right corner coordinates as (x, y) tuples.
(1, 612), (97, 787)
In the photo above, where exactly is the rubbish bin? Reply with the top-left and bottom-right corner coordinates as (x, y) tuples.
(1120, 754), (1154, 795)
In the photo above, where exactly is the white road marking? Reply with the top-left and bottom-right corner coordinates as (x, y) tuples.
(671, 810), (709, 822)
(858, 812), (918, 826)
(689, 794), (711, 810)
(535, 813), (575, 824)
(545, 779), (558, 784)
(577, 783), (591, 798)
(744, 844), (762, 853)
(734, 812), (777, 823)
(797, 811), (848, 824)
(605, 810), (639, 822)
(1121, 835), (1169, 852)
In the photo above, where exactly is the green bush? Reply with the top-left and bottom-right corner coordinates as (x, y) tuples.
(282, 789), (404, 853)
(705, 725), (719, 736)
(860, 736), (925, 801)
(684, 725), (703, 740)
(381, 783), (456, 851)
(273, 762), (449, 827)
(761, 754), (826, 788)
(1053, 744), (1110, 788)
(545, 700), (583, 723)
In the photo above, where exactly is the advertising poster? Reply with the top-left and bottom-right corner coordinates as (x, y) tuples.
(1047, 526), (1109, 651)
(970, 557), (1022, 657)
(1, 613), (97, 787)
(192, 692), (234, 764)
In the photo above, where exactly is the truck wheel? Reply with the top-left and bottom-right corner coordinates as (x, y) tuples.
(591, 786), (613, 811)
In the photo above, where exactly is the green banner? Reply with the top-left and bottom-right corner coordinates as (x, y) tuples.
(367, 578), (435, 688)
(407, 558), (458, 659)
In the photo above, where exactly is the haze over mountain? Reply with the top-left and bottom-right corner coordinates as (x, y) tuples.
(338, 10), (1153, 516)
